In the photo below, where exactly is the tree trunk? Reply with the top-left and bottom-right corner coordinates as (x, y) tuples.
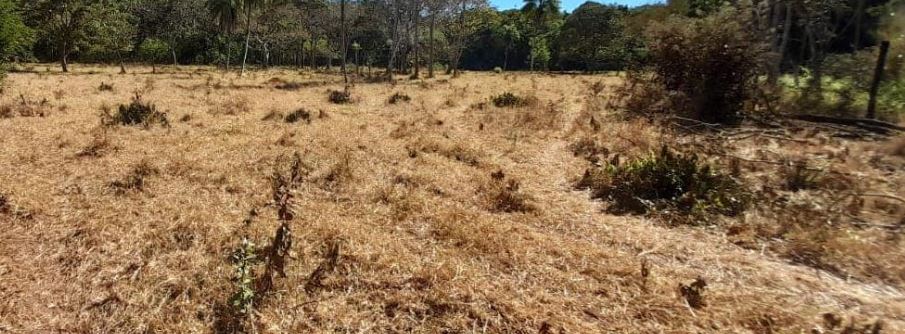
(226, 41), (231, 71)
(118, 52), (127, 74)
(241, 5), (252, 76)
(172, 48), (178, 67)
(341, 0), (348, 84)
(412, 2), (421, 79)
(770, 3), (792, 85)
(428, 13), (435, 78)
(503, 45), (510, 71)
(451, 0), (466, 77)
(61, 40), (69, 73)
(852, 0), (865, 52)
(866, 41), (890, 119)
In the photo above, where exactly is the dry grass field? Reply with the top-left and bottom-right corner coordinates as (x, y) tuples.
(1, 65), (904, 333)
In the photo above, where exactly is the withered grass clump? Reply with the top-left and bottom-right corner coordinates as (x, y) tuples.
(1, 96), (50, 118)
(102, 94), (169, 128)
(284, 108), (311, 124)
(782, 162), (822, 192)
(98, 82), (114, 92)
(211, 96), (251, 116)
(328, 89), (352, 104)
(75, 133), (111, 158)
(388, 92), (411, 104)
(577, 146), (750, 221)
(0, 192), (10, 214)
(481, 170), (534, 213)
(678, 277), (707, 309)
(109, 160), (158, 194)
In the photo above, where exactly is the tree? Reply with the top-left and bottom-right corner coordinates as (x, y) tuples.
(23, 0), (103, 72)
(528, 35), (549, 70)
(207, 0), (239, 70)
(84, 2), (135, 73)
(521, 0), (559, 24)
(491, 21), (519, 70)
(0, 0), (33, 62)
(138, 37), (169, 72)
(557, 2), (632, 71)
(238, 0), (281, 75)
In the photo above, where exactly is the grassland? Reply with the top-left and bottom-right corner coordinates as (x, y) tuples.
(1, 65), (903, 333)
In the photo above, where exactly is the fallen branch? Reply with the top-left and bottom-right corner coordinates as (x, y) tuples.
(788, 114), (905, 134)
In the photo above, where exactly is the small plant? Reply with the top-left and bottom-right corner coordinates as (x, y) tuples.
(782, 161), (822, 191)
(0, 192), (9, 214)
(98, 82), (114, 92)
(328, 89), (352, 104)
(304, 240), (341, 293)
(387, 92), (411, 104)
(678, 277), (707, 309)
(229, 237), (260, 315)
(493, 67), (503, 74)
(109, 160), (158, 194)
(577, 146), (750, 221)
(284, 108), (311, 124)
(103, 94), (169, 128)
(75, 133), (111, 158)
(589, 81), (605, 96)
(491, 92), (532, 108)
(483, 170), (534, 213)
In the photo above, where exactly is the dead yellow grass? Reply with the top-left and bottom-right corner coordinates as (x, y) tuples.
(0, 65), (903, 333)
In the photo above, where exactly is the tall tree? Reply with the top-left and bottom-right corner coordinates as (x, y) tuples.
(207, 0), (239, 70)
(85, 2), (135, 73)
(0, 0), (33, 63)
(556, 2), (630, 71)
(23, 0), (101, 72)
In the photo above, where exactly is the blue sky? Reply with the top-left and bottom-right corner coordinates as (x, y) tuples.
(489, 0), (663, 12)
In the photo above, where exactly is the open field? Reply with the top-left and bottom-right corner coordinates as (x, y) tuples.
(1, 65), (904, 333)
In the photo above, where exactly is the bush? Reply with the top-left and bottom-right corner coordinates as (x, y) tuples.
(103, 94), (169, 128)
(635, 7), (767, 124)
(284, 108), (311, 124)
(328, 89), (351, 104)
(577, 146), (750, 221)
(388, 92), (411, 104)
(491, 92), (532, 108)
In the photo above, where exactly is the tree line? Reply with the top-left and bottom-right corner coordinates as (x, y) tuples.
(0, 0), (900, 76)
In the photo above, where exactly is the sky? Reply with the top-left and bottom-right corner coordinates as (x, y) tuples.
(489, 0), (663, 12)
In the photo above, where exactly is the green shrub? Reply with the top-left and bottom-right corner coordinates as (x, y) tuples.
(103, 94), (169, 128)
(229, 237), (260, 315)
(577, 146), (750, 221)
(491, 92), (533, 108)
(635, 7), (766, 124)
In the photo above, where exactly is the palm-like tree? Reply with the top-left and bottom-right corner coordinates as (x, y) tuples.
(521, 0), (560, 25)
(207, 0), (239, 71)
